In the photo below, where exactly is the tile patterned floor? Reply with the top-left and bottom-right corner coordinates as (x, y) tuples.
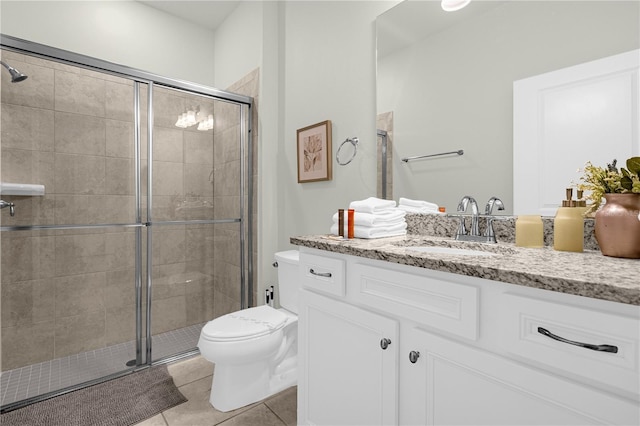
(1, 323), (206, 407)
(135, 355), (297, 426)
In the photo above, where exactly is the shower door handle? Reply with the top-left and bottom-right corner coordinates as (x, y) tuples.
(0, 200), (15, 216)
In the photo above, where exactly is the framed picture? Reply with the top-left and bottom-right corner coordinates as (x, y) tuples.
(297, 120), (332, 183)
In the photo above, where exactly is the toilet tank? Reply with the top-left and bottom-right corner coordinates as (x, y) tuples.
(274, 250), (299, 314)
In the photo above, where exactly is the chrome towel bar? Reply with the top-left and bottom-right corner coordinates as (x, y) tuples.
(401, 149), (464, 163)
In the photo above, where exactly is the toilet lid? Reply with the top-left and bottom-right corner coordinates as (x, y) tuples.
(200, 305), (288, 341)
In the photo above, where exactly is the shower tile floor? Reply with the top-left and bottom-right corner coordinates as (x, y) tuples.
(0, 322), (205, 407)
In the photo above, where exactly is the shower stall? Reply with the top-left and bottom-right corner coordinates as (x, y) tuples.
(0, 35), (255, 411)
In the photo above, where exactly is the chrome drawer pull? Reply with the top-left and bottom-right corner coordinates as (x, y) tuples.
(537, 327), (618, 353)
(380, 338), (391, 350)
(309, 268), (332, 278)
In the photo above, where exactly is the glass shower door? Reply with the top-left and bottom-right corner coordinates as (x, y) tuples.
(0, 48), (143, 407)
(148, 86), (245, 363)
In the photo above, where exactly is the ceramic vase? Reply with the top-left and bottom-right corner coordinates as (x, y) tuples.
(594, 193), (640, 259)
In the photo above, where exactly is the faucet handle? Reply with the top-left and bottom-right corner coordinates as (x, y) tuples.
(485, 197), (505, 215)
(456, 216), (467, 236)
(0, 200), (15, 217)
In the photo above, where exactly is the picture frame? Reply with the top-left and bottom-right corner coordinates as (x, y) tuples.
(297, 120), (332, 183)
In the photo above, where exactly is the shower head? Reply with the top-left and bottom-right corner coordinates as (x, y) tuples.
(0, 60), (28, 83)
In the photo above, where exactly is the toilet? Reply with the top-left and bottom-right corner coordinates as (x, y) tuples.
(197, 250), (299, 412)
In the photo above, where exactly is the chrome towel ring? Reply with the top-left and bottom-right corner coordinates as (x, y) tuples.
(336, 137), (359, 166)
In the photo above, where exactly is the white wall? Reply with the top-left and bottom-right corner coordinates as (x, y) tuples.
(0, 0), (216, 85)
(213, 1), (263, 89)
(280, 0), (397, 250)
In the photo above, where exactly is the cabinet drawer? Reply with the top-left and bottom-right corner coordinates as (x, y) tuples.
(500, 292), (640, 397)
(352, 263), (478, 340)
(299, 252), (346, 297)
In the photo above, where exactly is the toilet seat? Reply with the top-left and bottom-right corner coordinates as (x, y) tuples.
(200, 305), (288, 342)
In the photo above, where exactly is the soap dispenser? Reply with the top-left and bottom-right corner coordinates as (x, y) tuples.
(553, 188), (584, 253)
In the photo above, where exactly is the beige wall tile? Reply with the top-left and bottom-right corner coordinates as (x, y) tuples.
(54, 111), (106, 156)
(0, 59), (54, 110)
(184, 163), (213, 199)
(153, 127), (184, 162)
(106, 305), (136, 345)
(106, 268), (136, 309)
(153, 160), (184, 197)
(54, 195), (108, 225)
(153, 88), (185, 129)
(54, 153), (106, 195)
(1, 279), (54, 328)
(54, 70), (105, 117)
(54, 233), (107, 275)
(105, 157), (134, 195)
(54, 311), (106, 358)
(1, 103), (54, 151)
(54, 272), (106, 318)
(152, 227), (186, 266)
(1, 234), (55, 283)
(214, 195), (240, 219)
(213, 289), (240, 319)
(102, 195), (136, 224)
(213, 160), (240, 197)
(151, 295), (186, 335)
(214, 125), (240, 165)
(1, 323), (55, 370)
(105, 230), (136, 270)
(106, 119), (134, 158)
(184, 131), (213, 165)
(106, 80), (134, 122)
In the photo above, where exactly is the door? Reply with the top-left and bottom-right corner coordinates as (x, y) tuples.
(513, 49), (639, 216)
(298, 289), (399, 425)
(406, 328), (639, 425)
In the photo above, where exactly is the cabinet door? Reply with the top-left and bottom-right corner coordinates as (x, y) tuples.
(298, 289), (399, 426)
(405, 328), (639, 426)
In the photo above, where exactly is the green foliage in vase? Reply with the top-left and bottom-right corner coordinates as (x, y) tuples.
(579, 157), (640, 215)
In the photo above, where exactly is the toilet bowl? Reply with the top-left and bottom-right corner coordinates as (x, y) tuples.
(197, 250), (299, 412)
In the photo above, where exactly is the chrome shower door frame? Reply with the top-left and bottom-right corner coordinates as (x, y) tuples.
(0, 34), (254, 411)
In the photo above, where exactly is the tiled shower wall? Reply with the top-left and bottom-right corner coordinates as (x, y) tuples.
(0, 49), (257, 371)
(218, 68), (259, 310)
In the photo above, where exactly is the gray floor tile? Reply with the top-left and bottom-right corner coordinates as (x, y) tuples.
(265, 386), (297, 426)
(218, 404), (286, 426)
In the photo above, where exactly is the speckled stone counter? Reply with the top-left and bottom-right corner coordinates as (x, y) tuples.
(290, 230), (640, 306)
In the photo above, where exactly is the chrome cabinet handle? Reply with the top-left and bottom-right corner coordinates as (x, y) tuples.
(0, 200), (15, 217)
(409, 351), (420, 363)
(309, 268), (332, 278)
(537, 327), (618, 353)
(380, 338), (391, 350)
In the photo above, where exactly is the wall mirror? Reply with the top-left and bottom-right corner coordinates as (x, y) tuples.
(376, 0), (639, 214)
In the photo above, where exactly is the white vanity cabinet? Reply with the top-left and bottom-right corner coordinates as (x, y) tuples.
(296, 247), (640, 426)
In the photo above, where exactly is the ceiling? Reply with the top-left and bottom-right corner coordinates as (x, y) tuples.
(137, 1), (241, 31)
(377, 0), (507, 58)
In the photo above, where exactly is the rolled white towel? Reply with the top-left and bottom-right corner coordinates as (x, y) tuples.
(398, 205), (439, 214)
(349, 197), (396, 214)
(398, 197), (439, 211)
(332, 209), (406, 227)
(330, 221), (407, 239)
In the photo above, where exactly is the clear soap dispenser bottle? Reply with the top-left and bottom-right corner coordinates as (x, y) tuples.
(553, 188), (584, 253)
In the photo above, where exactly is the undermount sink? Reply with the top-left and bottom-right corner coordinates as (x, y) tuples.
(405, 246), (496, 257)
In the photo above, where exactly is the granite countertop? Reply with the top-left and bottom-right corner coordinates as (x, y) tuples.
(290, 234), (640, 306)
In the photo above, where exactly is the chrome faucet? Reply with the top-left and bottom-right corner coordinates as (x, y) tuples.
(457, 195), (480, 237)
(454, 195), (506, 243)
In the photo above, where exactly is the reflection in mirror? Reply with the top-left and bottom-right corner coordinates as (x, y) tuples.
(376, 1), (639, 214)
